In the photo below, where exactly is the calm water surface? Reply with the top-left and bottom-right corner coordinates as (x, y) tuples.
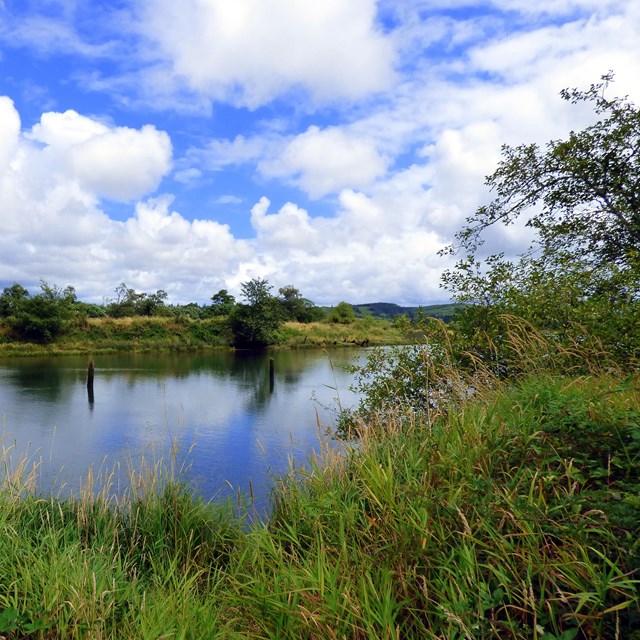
(0, 349), (365, 515)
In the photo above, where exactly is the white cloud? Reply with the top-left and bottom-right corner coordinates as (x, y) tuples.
(383, 0), (623, 17)
(69, 124), (172, 201)
(173, 167), (202, 185)
(0, 101), (248, 302)
(191, 123), (394, 199)
(28, 110), (172, 201)
(1, 12), (118, 58)
(251, 197), (321, 250)
(139, 0), (396, 107)
(469, 12), (638, 88)
(0, 97), (20, 173)
(214, 195), (243, 205)
(490, 0), (622, 16)
(120, 196), (252, 281)
(196, 134), (272, 171)
(241, 187), (451, 305)
(259, 126), (389, 198)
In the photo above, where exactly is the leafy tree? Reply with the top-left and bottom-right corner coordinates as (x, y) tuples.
(106, 283), (168, 317)
(175, 302), (207, 319)
(392, 313), (412, 333)
(137, 290), (168, 316)
(106, 283), (139, 317)
(240, 278), (272, 306)
(9, 280), (75, 342)
(40, 281), (77, 304)
(210, 289), (236, 316)
(329, 301), (356, 324)
(0, 283), (29, 317)
(229, 278), (283, 348)
(73, 301), (106, 318)
(452, 72), (640, 275)
(277, 284), (322, 322)
(442, 74), (640, 369)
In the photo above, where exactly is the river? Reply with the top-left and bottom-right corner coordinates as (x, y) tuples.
(0, 348), (366, 516)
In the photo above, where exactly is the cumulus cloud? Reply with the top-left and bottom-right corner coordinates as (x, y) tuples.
(3, 2), (640, 307)
(259, 126), (389, 198)
(28, 110), (172, 201)
(0, 101), (247, 302)
(0, 97), (20, 173)
(243, 188), (451, 305)
(120, 196), (252, 280)
(188, 123), (393, 200)
(251, 197), (321, 250)
(69, 125), (172, 201)
(139, 0), (396, 107)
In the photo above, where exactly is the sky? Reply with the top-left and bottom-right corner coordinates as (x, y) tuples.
(1, 0), (639, 307)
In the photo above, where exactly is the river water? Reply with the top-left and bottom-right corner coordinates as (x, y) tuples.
(0, 348), (366, 516)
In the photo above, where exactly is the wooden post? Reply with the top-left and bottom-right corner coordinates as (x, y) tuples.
(87, 358), (95, 406)
(269, 357), (275, 393)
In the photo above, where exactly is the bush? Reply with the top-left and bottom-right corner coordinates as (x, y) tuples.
(328, 301), (356, 324)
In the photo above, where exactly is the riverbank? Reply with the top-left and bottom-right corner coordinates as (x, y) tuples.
(1, 372), (637, 638)
(0, 316), (412, 357)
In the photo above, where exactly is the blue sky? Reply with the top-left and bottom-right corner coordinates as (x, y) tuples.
(1, 0), (639, 306)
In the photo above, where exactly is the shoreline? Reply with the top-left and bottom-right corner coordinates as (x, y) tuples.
(0, 317), (415, 358)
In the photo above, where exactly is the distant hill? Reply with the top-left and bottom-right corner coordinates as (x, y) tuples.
(351, 302), (465, 323)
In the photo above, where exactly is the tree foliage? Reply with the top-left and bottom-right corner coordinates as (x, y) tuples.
(0, 277), (330, 347)
(2, 280), (76, 342)
(329, 301), (356, 324)
(0, 283), (29, 317)
(453, 72), (640, 275)
(277, 285), (323, 322)
(229, 278), (283, 348)
(210, 289), (235, 317)
(441, 74), (640, 369)
(106, 283), (168, 317)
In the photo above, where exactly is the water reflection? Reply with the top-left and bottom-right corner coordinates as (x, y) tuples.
(3, 358), (68, 402)
(0, 348), (364, 516)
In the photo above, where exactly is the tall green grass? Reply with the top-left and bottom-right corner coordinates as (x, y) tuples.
(0, 331), (638, 638)
(235, 375), (639, 639)
(0, 443), (244, 639)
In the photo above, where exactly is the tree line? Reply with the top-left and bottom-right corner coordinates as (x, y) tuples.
(0, 278), (358, 348)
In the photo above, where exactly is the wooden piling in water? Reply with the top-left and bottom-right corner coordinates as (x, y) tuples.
(87, 358), (94, 386)
(87, 358), (95, 405)
(269, 357), (275, 392)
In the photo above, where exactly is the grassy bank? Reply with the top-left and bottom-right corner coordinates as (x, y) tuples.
(0, 316), (410, 357)
(1, 372), (638, 639)
(275, 317), (411, 348)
